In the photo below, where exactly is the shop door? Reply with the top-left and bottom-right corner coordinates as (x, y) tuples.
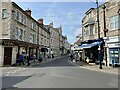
(4, 47), (12, 65)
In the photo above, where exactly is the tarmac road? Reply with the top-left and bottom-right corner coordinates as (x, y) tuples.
(2, 56), (118, 89)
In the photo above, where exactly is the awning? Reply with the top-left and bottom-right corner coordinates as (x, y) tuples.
(79, 42), (101, 49)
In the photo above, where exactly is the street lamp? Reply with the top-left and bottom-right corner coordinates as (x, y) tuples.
(96, 0), (102, 69)
(102, 4), (108, 67)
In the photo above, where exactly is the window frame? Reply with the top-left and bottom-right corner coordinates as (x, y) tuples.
(2, 9), (8, 19)
(110, 15), (119, 30)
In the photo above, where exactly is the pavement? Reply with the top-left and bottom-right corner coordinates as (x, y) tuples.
(69, 59), (119, 75)
(0, 56), (65, 77)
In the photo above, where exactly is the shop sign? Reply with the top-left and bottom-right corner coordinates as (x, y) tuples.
(115, 43), (120, 47)
(108, 43), (120, 47)
(3, 42), (15, 46)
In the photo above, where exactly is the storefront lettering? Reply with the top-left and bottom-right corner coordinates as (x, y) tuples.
(115, 43), (120, 46)
(3, 42), (15, 46)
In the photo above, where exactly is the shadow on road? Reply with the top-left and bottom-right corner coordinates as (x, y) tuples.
(2, 76), (31, 89)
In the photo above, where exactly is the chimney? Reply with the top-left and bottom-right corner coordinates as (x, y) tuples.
(38, 18), (43, 24)
(25, 8), (31, 16)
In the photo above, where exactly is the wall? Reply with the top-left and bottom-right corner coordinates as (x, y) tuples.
(0, 45), (4, 66)
(11, 47), (17, 65)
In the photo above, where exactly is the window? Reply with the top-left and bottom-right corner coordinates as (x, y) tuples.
(19, 28), (23, 40)
(109, 48), (120, 64)
(16, 11), (19, 21)
(85, 26), (89, 36)
(12, 10), (16, 19)
(2, 9), (8, 18)
(23, 16), (26, 25)
(41, 38), (43, 44)
(19, 13), (24, 24)
(30, 34), (36, 43)
(30, 33), (33, 43)
(33, 35), (36, 43)
(23, 31), (26, 41)
(31, 22), (36, 30)
(110, 15), (119, 30)
(15, 27), (19, 39)
(90, 25), (94, 35)
(15, 27), (24, 40)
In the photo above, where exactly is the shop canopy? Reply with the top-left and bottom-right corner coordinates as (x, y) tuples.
(79, 42), (102, 49)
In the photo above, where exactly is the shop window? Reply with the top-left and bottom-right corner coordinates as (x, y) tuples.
(109, 48), (119, 64)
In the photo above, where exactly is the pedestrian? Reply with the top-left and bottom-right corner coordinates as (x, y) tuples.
(70, 53), (73, 61)
(38, 54), (42, 63)
(26, 54), (30, 66)
(52, 54), (54, 58)
(33, 54), (36, 63)
(18, 53), (25, 66)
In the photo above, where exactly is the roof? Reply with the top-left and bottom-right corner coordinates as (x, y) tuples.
(83, 17), (95, 26)
(85, 8), (95, 14)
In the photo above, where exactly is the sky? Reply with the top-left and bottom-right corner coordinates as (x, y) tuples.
(15, 1), (104, 44)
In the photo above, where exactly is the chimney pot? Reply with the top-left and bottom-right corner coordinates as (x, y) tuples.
(25, 8), (31, 16)
(38, 18), (43, 24)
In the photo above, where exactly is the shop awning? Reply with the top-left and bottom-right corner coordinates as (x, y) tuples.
(79, 42), (101, 49)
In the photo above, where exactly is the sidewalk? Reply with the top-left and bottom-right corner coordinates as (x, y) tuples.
(0, 55), (65, 76)
(69, 60), (119, 75)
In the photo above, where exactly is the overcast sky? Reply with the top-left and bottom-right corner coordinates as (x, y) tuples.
(16, 1), (104, 44)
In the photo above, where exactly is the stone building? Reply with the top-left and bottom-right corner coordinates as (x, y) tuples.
(0, 1), (39, 66)
(0, 1), (69, 66)
(48, 22), (62, 57)
(81, 0), (120, 66)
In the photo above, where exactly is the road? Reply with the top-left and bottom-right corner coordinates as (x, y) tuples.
(2, 56), (118, 89)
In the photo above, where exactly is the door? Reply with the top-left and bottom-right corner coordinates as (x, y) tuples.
(4, 47), (12, 65)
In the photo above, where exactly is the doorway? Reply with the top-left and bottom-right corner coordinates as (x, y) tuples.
(4, 47), (12, 65)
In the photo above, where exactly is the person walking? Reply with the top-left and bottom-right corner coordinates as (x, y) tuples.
(26, 54), (30, 66)
(33, 54), (36, 63)
(18, 53), (25, 66)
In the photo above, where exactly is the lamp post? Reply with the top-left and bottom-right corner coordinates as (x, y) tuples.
(96, 0), (102, 69)
(102, 4), (107, 66)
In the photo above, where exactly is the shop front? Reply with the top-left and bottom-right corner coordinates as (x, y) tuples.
(0, 39), (39, 66)
(104, 36), (120, 66)
(80, 38), (104, 63)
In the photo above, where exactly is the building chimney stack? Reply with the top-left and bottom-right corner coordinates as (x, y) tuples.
(38, 18), (43, 24)
(25, 8), (31, 16)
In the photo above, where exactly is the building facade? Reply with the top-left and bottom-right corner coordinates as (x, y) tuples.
(0, 1), (39, 66)
(48, 23), (61, 57)
(0, 1), (69, 66)
(82, 0), (120, 66)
